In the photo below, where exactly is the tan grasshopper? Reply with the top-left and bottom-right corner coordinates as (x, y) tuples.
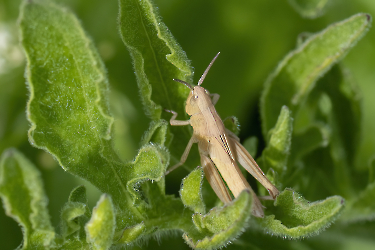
(166, 52), (279, 217)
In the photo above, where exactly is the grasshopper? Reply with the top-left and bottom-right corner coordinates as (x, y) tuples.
(166, 52), (279, 217)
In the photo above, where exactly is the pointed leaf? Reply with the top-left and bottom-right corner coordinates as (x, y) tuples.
(259, 188), (344, 238)
(180, 167), (205, 214)
(118, 0), (193, 120)
(115, 222), (145, 244)
(118, 0), (194, 163)
(0, 148), (55, 249)
(261, 106), (293, 179)
(86, 194), (116, 250)
(261, 13), (371, 137)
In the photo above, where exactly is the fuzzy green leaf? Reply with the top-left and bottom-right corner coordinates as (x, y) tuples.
(85, 194), (116, 250)
(19, 3), (194, 237)
(291, 65), (362, 198)
(60, 186), (90, 239)
(118, 0), (195, 164)
(140, 119), (170, 146)
(20, 0), (173, 236)
(262, 106), (293, 176)
(288, 0), (330, 19)
(184, 190), (252, 249)
(180, 167), (205, 214)
(61, 202), (87, 238)
(118, 0), (193, 120)
(314, 68), (359, 197)
(259, 188), (344, 238)
(0, 148), (55, 249)
(115, 222), (146, 244)
(261, 13), (371, 137)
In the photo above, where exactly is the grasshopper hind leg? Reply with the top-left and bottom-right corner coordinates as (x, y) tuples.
(201, 154), (232, 204)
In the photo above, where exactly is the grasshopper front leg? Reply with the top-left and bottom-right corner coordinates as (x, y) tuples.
(165, 109), (194, 174)
(165, 109), (190, 126)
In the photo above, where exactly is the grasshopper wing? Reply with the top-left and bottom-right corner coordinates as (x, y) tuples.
(209, 138), (264, 218)
(200, 154), (232, 204)
(228, 133), (279, 199)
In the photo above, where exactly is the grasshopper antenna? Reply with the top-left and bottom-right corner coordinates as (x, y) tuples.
(198, 52), (220, 86)
(173, 78), (194, 90)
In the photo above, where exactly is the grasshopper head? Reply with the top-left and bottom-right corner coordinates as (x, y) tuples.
(185, 86), (211, 115)
(174, 52), (220, 116)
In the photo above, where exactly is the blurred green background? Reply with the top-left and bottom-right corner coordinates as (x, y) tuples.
(1, 0), (374, 249)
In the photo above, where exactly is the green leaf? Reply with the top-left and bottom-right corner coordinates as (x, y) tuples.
(118, 0), (195, 164)
(262, 106), (293, 175)
(85, 194), (116, 250)
(184, 190), (252, 249)
(260, 13), (372, 137)
(115, 222), (145, 244)
(125, 143), (169, 206)
(0, 148), (55, 249)
(60, 186), (90, 239)
(180, 167), (205, 214)
(307, 65), (362, 196)
(290, 65), (362, 198)
(20, 3), (185, 246)
(140, 119), (169, 146)
(288, 0), (330, 19)
(61, 202), (88, 239)
(118, 0), (193, 120)
(258, 188), (344, 239)
(20, 0), (140, 230)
